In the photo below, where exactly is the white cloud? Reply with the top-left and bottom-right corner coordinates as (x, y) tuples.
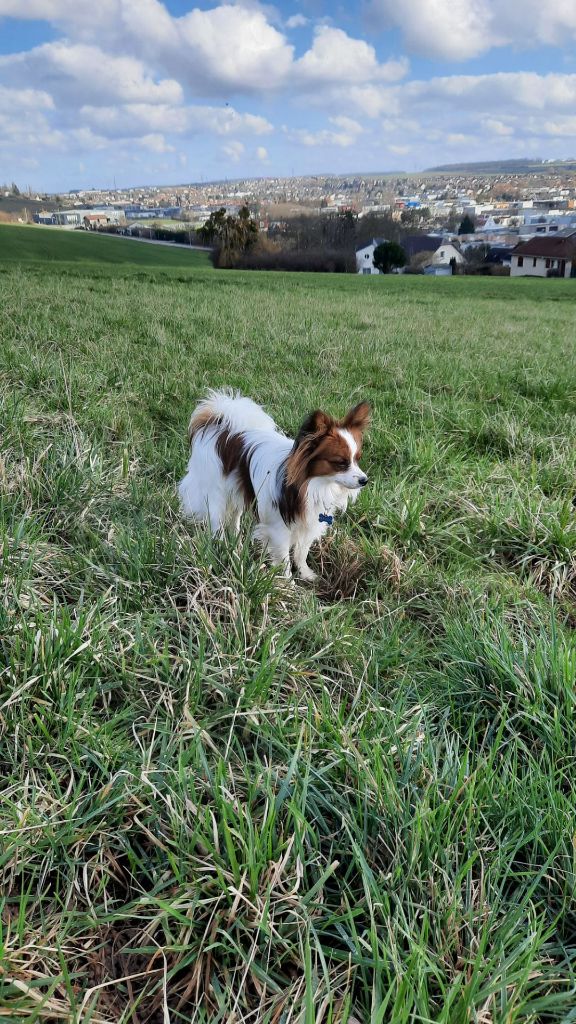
(0, 42), (182, 107)
(0, 84), (54, 111)
(79, 101), (272, 139)
(285, 13), (308, 28)
(0, 2), (407, 97)
(222, 140), (245, 161)
(139, 3), (294, 93)
(368, 0), (576, 60)
(482, 118), (514, 136)
(139, 132), (175, 153)
(256, 145), (269, 160)
(286, 115), (364, 148)
(295, 25), (408, 85)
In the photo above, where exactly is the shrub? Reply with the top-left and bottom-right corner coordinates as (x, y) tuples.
(220, 247), (356, 273)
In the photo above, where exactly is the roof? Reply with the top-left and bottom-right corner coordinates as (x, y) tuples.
(512, 232), (576, 258)
(403, 234), (442, 258)
(356, 236), (386, 252)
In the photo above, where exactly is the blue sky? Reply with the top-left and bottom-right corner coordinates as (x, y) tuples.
(2, 0), (576, 192)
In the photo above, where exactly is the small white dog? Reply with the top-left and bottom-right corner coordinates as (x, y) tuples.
(178, 389), (370, 580)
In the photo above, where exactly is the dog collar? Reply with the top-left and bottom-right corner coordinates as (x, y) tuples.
(318, 513), (333, 525)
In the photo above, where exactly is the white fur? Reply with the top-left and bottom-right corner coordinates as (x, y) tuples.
(178, 390), (366, 580)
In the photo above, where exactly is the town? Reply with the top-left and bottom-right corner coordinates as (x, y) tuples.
(3, 159), (576, 277)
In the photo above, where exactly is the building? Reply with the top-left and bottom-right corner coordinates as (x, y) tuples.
(355, 238), (386, 274)
(431, 242), (465, 267)
(34, 207), (125, 228)
(403, 234), (442, 260)
(510, 233), (576, 278)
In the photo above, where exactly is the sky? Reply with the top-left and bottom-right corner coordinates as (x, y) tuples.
(2, 0), (576, 192)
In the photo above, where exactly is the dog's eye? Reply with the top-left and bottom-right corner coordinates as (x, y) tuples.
(334, 459), (349, 470)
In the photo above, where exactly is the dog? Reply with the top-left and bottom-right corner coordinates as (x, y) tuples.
(178, 389), (370, 580)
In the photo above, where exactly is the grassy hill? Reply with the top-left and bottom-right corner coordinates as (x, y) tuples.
(0, 223), (210, 276)
(1, 225), (576, 1021)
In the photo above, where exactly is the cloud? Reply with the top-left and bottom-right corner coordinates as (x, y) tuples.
(0, 42), (182, 107)
(139, 132), (175, 153)
(482, 118), (514, 136)
(0, 85), (62, 152)
(79, 101), (273, 139)
(256, 145), (269, 160)
(222, 140), (245, 161)
(0, 84), (54, 111)
(295, 25), (408, 85)
(367, 0), (576, 60)
(286, 115), (364, 148)
(0, 2), (406, 96)
(285, 13), (308, 28)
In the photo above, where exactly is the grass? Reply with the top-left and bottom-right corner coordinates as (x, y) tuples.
(0, 223), (210, 277)
(1, 223), (576, 1022)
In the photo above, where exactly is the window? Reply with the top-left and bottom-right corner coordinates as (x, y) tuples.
(365, 253), (370, 259)
(440, 250), (445, 257)
(363, 268), (371, 275)
(533, 257), (537, 267)
(545, 258), (551, 269)
(517, 256), (524, 267)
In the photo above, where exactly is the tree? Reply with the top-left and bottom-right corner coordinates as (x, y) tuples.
(372, 241), (407, 274)
(198, 205), (259, 266)
(10, 182), (20, 195)
(458, 214), (475, 235)
(465, 243), (491, 270)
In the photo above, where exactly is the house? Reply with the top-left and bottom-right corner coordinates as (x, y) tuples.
(83, 213), (111, 229)
(355, 238), (386, 274)
(510, 233), (576, 278)
(403, 234), (442, 260)
(431, 242), (465, 267)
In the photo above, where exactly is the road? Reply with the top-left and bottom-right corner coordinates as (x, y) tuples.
(101, 232), (211, 252)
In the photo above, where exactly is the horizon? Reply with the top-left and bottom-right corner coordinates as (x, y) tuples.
(2, 1), (576, 192)
(12, 157), (576, 199)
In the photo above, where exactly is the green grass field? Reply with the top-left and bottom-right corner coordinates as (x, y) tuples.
(0, 223), (210, 277)
(1, 223), (576, 1022)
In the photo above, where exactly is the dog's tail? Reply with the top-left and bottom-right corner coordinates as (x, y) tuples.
(187, 388), (277, 444)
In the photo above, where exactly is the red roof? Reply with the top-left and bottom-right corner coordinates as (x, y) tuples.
(512, 233), (576, 258)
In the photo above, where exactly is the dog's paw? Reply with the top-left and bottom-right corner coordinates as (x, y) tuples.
(298, 566), (317, 583)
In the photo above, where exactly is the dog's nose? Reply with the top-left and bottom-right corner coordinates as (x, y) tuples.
(358, 475), (368, 487)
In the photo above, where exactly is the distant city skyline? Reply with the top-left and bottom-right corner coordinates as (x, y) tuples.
(2, 0), (576, 192)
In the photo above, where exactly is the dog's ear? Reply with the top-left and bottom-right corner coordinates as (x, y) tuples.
(340, 401), (371, 433)
(294, 409), (333, 445)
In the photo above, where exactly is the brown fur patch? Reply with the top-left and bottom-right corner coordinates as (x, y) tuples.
(307, 431), (352, 478)
(280, 429), (353, 524)
(215, 429), (256, 508)
(188, 408), (220, 444)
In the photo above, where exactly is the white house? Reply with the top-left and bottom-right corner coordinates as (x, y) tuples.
(510, 234), (576, 278)
(355, 238), (386, 274)
(431, 242), (465, 267)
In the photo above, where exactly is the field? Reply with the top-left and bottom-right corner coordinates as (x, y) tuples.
(1, 223), (576, 1022)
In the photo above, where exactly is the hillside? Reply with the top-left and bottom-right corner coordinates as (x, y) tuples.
(0, 223), (211, 275)
(1, 228), (575, 1021)
(426, 157), (576, 174)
